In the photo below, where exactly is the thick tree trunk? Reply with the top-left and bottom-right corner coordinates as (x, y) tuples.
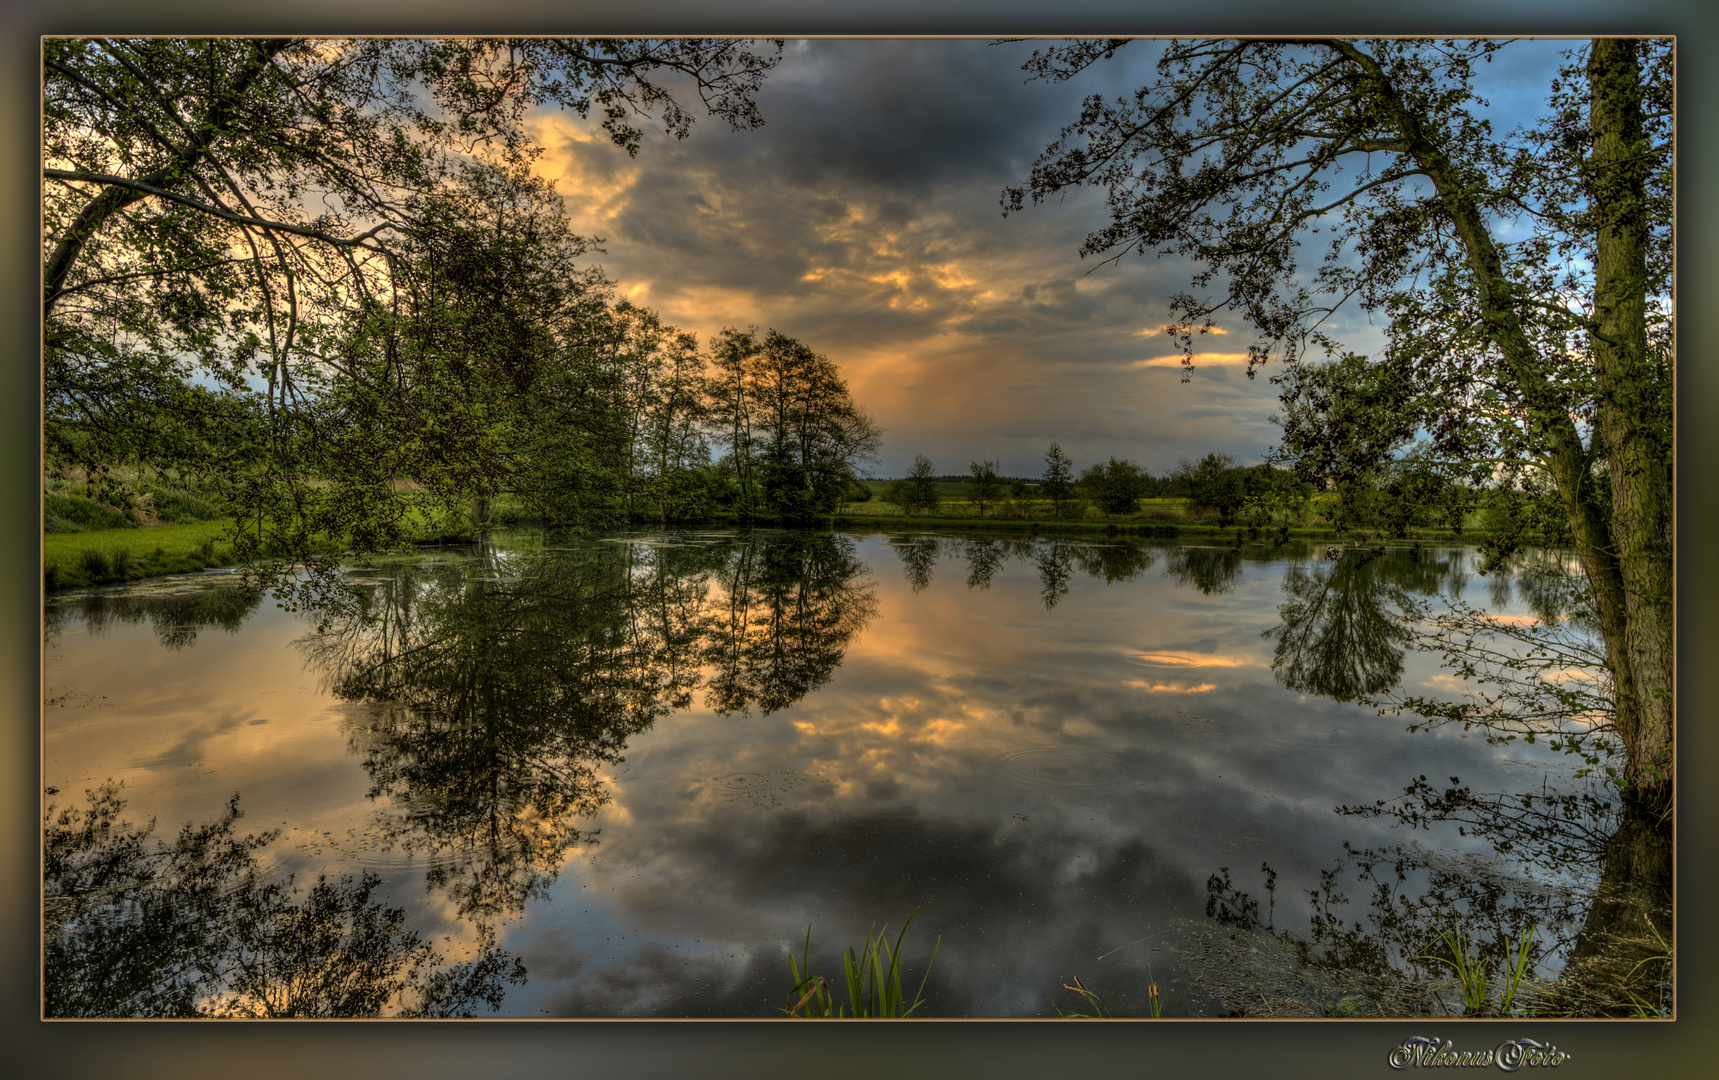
(1340, 39), (1670, 810)
(1589, 38), (1675, 808)
(1556, 797), (1673, 1014)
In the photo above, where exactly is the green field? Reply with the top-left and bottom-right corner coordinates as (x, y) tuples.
(839, 486), (1491, 542)
(44, 520), (237, 591)
(847, 485), (1193, 521)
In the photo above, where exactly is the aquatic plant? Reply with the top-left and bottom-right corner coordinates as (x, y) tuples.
(1498, 926), (1539, 1015)
(1420, 921), (1492, 1015)
(1053, 974), (1112, 1018)
(80, 548), (110, 580)
(782, 908), (939, 1018)
(1533, 910), (1673, 1018)
(1053, 972), (1164, 1018)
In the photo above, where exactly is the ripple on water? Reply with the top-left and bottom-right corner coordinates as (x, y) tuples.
(999, 748), (1130, 788)
(706, 770), (834, 809)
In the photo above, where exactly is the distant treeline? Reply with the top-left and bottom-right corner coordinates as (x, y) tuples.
(876, 444), (1565, 546)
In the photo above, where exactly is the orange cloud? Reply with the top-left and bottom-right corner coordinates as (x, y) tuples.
(1129, 651), (1250, 669)
(1126, 680), (1217, 693)
(1136, 326), (1229, 338)
(1478, 613), (1572, 625)
(524, 113), (642, 233)
(1135, 352), (1252, 368)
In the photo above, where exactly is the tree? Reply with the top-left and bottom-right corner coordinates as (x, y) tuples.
(348, 162), (618, 542)
(968, 459), (1003, 517)
(605, 303), (712, 527)
(44, 784), (524, 1017)
(706, 328), (882, 522)
(706, 327), (764, 517)
(1041, 443), (1076, 517)
(880, 479), (915, 514)
(44, 37), (783, 603)
(1169, 452), (1238, 516)
(755, 331), (883, 521)
(1008, 38), (1672, 806)
(1077, 456), (1151, 516)
(905, 454), (941, 515)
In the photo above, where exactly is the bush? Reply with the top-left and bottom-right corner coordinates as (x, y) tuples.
(45, 493), (133, 533)
(1078, 457), (1153, 515)
(148, 489), (222, 524)
(80, 548), (111, 579)
(881, 479), (914, 513)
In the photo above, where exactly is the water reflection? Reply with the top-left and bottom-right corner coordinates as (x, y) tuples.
(302, 533), (878, 917)
(1269, 548), (1416, 701)
(42, 532), (1671, 1018)
(44, 783), (523, 1017)
(1163, 546), (1244, 596)
(702, 532), (878, 715)
(887, 535), (1159, 608)
(892, 537), (939, 593)
(1187, 543), (1673, 1018)
(46, 581), (262, 650)
(1182, 773), (1669, 1017)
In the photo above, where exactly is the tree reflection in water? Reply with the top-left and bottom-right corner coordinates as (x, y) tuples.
(45, 582), (263, 650)
(702, 532), (879, 716)
(891, 536), (940, 593)
(1264, 546), (1467, 701)
(1208, 544), (1673, 1017)
(302, 533), (878, 919)
(46, 534), (1671, 1017)
(887, 534), (1158, 609)
(1162, 546), (1245, 596)
(43, 783), (523, 1017)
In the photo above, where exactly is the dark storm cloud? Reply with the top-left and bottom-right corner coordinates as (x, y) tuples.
(529, 38), (1563, 477)
(534, 807), (1209, 1017)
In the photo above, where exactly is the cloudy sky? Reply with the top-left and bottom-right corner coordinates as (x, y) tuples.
(523, 38), (1571, 479)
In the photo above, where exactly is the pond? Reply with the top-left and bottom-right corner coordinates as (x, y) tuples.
(42, 530), (1667, 1018)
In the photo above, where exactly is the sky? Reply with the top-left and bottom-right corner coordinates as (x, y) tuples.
(521, 38), (1574, 480)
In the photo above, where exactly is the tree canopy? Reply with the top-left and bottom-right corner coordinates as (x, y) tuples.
(44, 36), (784, 608)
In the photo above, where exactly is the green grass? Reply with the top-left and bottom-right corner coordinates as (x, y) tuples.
(834, 492), (1498, 544)
(44, 520), (235, 591)
(783, 909), (940, 1018)
(1421, 921), (1493, 1015)
(43, 465), (231, 532)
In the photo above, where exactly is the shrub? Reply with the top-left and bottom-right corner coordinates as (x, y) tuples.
(80, 548), (111, 580)
(148, 489), (222, 524)
(44, 493), (132, 533)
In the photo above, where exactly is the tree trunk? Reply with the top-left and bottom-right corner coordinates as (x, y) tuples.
(1589, 38), (1675, 808)
(1555, 797), (1673, 1014)
(1342, 38), (1669, 809)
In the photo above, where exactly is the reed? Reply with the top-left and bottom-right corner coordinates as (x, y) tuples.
(1054, 971), (1164, 1018)
(782, 908), (940, 1018)
(1498, 926), (1538, 1016)
(1420, 921), (1491, 1016)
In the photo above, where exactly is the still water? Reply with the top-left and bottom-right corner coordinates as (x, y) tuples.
(42, 531), (1631, 1017)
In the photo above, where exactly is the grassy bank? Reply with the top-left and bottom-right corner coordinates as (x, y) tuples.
(44, 520), (237, 592)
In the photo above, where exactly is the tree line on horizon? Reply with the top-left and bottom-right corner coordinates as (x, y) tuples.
(875, 443), (1498, 540)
